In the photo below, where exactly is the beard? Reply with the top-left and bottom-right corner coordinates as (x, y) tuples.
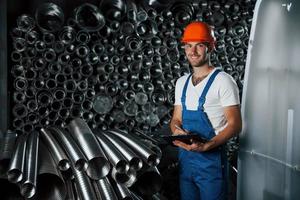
(188, 54), (209, 68)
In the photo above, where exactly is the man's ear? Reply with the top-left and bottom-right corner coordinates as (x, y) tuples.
(207, 44), (213, 53)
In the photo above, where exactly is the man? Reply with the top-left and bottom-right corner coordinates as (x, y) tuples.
(170, 21), (242, 200)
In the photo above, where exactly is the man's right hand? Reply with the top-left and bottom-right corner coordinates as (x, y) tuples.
(173, 125), (188, 135)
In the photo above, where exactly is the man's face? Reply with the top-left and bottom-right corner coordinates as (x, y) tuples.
(184, 42), (209, 67)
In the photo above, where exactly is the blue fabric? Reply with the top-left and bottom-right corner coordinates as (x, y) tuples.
(179, 69), (227, 200)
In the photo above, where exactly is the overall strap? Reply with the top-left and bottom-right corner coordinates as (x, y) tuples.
(198, 69), (221, 109)
(181, 74), (192, 109)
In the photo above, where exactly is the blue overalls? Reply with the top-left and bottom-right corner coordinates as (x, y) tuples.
(179, 69), (227, 200)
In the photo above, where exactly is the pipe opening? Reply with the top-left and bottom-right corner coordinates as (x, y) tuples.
(21, 183), (36, 199)
(7, 169), (23, 183)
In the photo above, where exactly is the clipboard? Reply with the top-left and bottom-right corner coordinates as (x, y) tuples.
(160, 134), (208, 144)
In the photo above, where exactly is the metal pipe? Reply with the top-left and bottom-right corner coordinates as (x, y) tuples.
(49, 127), (88, 171)
(38, 69), (50, 80)
(36, 142), (66, 200)
(94, 131), (129, 174)
(92, 42), (104, 55)
(78, 80), (89, 92)
(20, 131), (39, 199)
(103, 131), (143, 171)
(53, 88), (66, 101)
(14, 77), (28, 91)
(76, 30), (90, 43)
(82, 111), (94, 122)
(67, 118), (110, 180)
(64, 80), (77, 93)
(12, 104), (28, 118)
(111, 179), (133, 200)
(25, 47), (38, 59)
(122, 90), (135, 102)
(72, 91), (85, 104)
(58, 108), (70, 119)
(13, 91), (26, 104)
(46, 78), (57, 90)
(32, 79), (45, 90)
(13, 37), (26, 52)
(35, 3), (64, 32)
(143, 82), (154, 94)
(105, 82), (119, 96)
(23, 123), (34, 134)
(27, 113), (38, 124)
(110, 20), (120, 32)
(120, 21), (135, 36)
(65, 178), (77, 200)
(86, 52), (99, 65)
(43, 32), (55, 45)
(81, 99), (93, 111)
(12, 118), (24, 130)
(70, 106), (83, 119)
(58, 53), (71, 65)
(59, 26), (76, 44)
(71, 71), (82, 82)
(25, 30), (39, 45)
(73, 168), (97, 200)
(53, 41), (65, 53)
(130, 192), (143, 200)
(34, 57), (47, 70)
(11, 51), (22, 62)
(43, 48), (56, 63)
(39, 118), (50, 127)
(40, 128), (70, 171)
(37, 90), (53, 107)
(51, 101), (62, 111)
(35, 40), (46, 52)
(87, 75), (98, 87)
(76, 44), (90, 58)
(85, 88), (96, 99)
(74, 3), (105, 32)
(11, 64), (24, 78)
(110, 55), (120, 65)
(115, 79), (128, 92)
(80, 64), (93, 78)
(108, 130), (160, 167)
(94, 177), (118, 200)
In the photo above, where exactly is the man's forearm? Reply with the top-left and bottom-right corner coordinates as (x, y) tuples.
(208, 124), (241, 150)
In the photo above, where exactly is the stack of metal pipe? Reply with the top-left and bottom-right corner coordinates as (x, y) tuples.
(10, 0), (255, 134)
(4, 118), (162, 199)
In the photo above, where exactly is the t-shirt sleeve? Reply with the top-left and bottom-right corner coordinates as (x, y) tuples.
(218, 74), (240, 107)
(174, 76), (186, 106)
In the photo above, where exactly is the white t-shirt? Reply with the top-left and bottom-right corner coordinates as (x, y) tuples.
(174, 68), (240, 134)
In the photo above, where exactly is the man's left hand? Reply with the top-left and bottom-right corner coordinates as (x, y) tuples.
(172, 139), (216, 152)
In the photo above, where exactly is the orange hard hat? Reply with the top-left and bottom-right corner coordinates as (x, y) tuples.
(181, 21), (216, 50)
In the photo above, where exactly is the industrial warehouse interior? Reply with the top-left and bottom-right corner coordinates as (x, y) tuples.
(0, 0), (299, 199)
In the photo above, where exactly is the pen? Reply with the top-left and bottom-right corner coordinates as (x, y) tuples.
(174, 124), (183, 131)
(175, 125), (189, 133)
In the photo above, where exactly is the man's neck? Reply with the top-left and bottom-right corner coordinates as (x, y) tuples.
(192, 65), (214, 78)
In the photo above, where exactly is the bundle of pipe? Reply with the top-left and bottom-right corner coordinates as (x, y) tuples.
(4, 117), (163, 199)
(63, 118), (163, 197)
(9, 1), (255, 139)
